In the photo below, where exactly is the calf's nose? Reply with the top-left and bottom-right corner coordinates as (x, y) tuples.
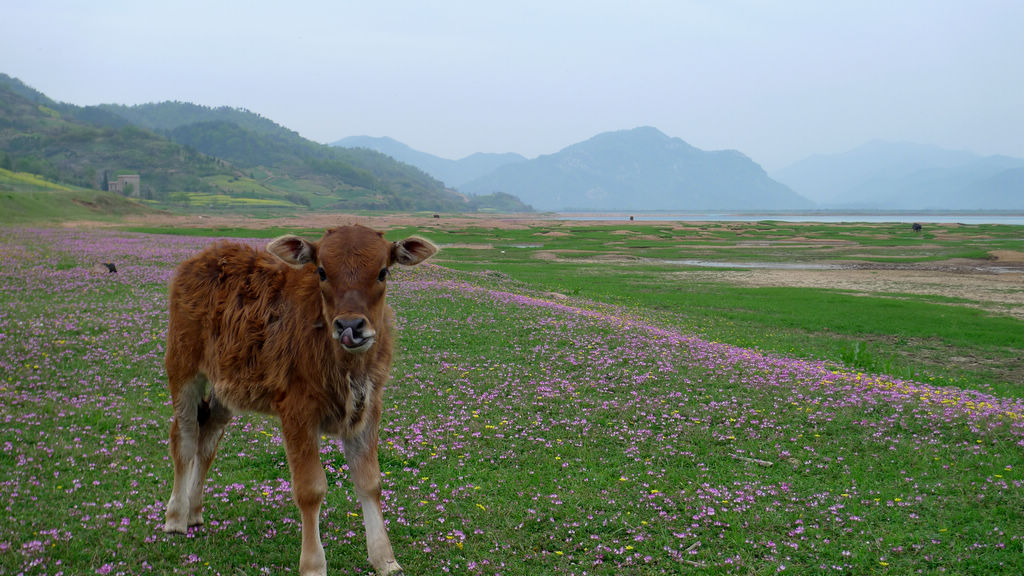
(334, 317), (366, 334)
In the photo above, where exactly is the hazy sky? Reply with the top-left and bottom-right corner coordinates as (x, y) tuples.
(2, 1), (1022, 171)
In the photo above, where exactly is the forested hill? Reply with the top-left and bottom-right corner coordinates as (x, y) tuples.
(0, 74), (525, 212)
(96, 102), (528, 211)
(112, 104), (451, 205)
(97, 101), (291, 137)
(0, 74), (231, 195)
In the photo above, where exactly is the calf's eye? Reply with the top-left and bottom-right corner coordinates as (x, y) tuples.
(378, 268), (388, 282)
(317, 266), (327, 281)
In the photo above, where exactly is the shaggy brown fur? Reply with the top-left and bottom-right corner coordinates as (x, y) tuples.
(162, 224), (436, 576)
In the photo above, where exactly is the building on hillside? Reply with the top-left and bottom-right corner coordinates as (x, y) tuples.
(108, 174), (141, 197)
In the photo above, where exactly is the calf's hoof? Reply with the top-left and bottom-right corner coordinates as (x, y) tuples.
(162, 520), (187, 534)
(299, 556), (327, 576)
(376, 559), (403, 576)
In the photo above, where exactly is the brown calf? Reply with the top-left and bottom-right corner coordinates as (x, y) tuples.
(162, 224), (436, 576)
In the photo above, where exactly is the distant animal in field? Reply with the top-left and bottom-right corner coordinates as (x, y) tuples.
(162, 224), (437, 576)
(912, 223), (923, 233)
(103, 262), (117, 273)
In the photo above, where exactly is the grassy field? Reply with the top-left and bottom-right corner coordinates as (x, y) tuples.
(1, 225), (1022, 575)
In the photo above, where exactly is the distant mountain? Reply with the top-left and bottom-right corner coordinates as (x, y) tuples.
(332, 135), (527, 188)
(773, 141), (1024, 209)
(457, 127), (810, 211)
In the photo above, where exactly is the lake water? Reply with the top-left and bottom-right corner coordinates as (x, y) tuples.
(551, 212), (1024, 225)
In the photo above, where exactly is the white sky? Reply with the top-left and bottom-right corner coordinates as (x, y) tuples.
(2, 0), (1022, 171)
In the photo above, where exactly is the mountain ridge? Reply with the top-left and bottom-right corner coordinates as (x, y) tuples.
(773, 140), (1024, 209)
(457, 127), (811, 211)
(332, 135), (527, 188)
(7, 71), (1020, 214)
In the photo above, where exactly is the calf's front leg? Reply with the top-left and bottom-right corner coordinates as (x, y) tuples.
(282, 417), (328, 576)
(345, 424), (402, 575)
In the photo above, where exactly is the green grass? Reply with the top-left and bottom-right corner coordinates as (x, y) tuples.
(442, 259), (1023, 396)
(0, 167), (155, 223)
(412, 221), (1023, 396)
(0, 166), (79, 192)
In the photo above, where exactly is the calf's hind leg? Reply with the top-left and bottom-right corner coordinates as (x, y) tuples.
(185, 392), (232, 527)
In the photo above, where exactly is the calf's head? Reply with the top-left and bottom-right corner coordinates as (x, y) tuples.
(267, 225), (437, 353)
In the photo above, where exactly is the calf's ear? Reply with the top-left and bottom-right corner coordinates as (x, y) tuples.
(391, 236), (438, 266)
(267, 235), (317, 267)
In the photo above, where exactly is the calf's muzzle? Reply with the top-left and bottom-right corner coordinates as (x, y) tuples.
(333, 316), (375, 352)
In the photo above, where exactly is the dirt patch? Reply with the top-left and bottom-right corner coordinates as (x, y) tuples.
(533, 250), (594, 261)
(533, 251), (561, 261)
(786, 236), (855, 245)
(442, 243), (493, 250)
(991, 250), (1024, 263)
(592, 253), (643, 262)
